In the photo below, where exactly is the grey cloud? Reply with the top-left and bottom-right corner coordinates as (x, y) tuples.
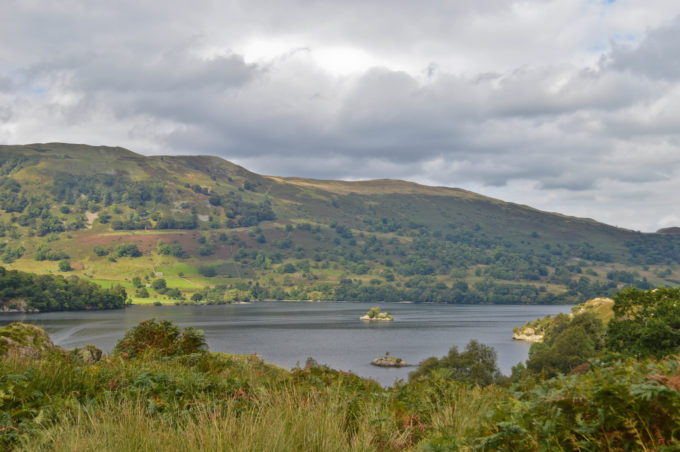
(27, 49), (255, 94)
(0, 76), (13, 92)
(607, 17), (680, 80)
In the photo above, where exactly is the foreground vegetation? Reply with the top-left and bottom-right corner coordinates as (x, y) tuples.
(1, 287), (680, 450)
(1, 143), (679, 308)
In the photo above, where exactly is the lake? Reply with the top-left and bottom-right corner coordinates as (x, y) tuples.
(0, 302), (570, 386)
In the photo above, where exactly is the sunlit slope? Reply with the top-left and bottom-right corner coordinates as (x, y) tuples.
(274, 176), (634, 256)
(0, 142), (639, 247)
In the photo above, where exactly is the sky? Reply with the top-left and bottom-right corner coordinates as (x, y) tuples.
(1, 0), (679, 232)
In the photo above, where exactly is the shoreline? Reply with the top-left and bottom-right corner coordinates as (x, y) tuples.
(0, 299), (578, 315)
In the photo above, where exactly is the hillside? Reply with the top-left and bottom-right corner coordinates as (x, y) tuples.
(0, 142), (679, 307)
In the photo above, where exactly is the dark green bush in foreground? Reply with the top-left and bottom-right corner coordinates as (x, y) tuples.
(474, 358), (680, 451)
(114, 319), (207, 358)
(409, 340), (503, 386)
(606, 287), (680, 358)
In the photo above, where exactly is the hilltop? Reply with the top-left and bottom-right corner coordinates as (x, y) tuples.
(0, 142), (679, 308)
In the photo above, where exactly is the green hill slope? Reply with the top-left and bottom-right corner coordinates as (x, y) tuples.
(1, 142), (678, 307)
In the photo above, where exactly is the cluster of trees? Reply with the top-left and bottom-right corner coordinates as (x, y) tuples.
(158, 241), (186, 258)
(34, 245), (69, 261)
(510, 287), (680, 379)
(626, 235), (680, 265)
(524, 311), (604, 377)
(0, 245), (24, 263)
(0, 152), (30, 175)
(0, 266), (126, 311)
(114, 243), (142, 258)
(52, 174), (167, 209)
(409, 340), (503, 386)
(0, 161), (280, 239)
(408, 287), (680, 395)
(605, 287), (680, 357)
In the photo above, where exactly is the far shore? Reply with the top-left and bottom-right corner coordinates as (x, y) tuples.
(0, 299), (577, 314)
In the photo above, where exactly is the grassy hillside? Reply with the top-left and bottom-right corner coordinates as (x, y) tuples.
(1, 142), (679, 307)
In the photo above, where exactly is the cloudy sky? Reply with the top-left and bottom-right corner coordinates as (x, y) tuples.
(1, 0), (679, 232)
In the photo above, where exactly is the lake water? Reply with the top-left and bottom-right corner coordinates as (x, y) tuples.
(0, 302), (570, 386)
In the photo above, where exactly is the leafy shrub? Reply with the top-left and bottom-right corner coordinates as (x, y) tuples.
(166, 288), (183, 300)
(114, 319), (206, 358)
(198, 243), (216, 256)
(93, 245), (109, 256)
(158, 241), (186, 258)
(281, 263), (296, 273)
(1, 245), (24, 263)
(606, 287), (680, 358)
(58, 260), (72, 272)
(476, 358), (680, 451)
(34, 245), (69, 261)
(526, 311), (604, 378)
(198, 264), (217, 277)
(151, 278), (167, 292)
(366, 306), (380, 319)
(115, 242), (142, 258)
(409, 340), (502, 386)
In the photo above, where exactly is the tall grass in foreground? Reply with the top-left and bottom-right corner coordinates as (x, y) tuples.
(20, 394), (376, 452)
(3, 352), (496, 451)
(23, 389), (496, 452)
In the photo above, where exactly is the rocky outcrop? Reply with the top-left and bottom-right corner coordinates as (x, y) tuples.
(0, 322), (104, 363)
(370, 356), (411, 367)
(0, 323), (61, 359)
(74, 344), (103, 364)
(512, 327), (543, 343)
(360, 314), (393, 322)
(570, 297), (614, 318)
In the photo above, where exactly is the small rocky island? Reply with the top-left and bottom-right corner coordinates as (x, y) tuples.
(360, 306), (394, 321)
(371, 353), (411, 368)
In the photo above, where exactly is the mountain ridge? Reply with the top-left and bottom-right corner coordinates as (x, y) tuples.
(0, 142), (648, 232)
